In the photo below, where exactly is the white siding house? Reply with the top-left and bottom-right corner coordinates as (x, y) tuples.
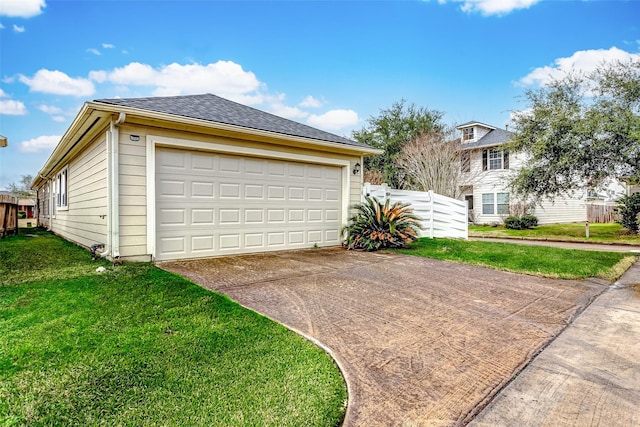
(458, 121), (593, 225)
(32, 94), (380, 262)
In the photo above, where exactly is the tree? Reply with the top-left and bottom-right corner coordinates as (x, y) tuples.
(509, 59), (640, 200)
(396, 129), (468, 198)
(352, 100), (445, 188)
(7, 174), (35, 198)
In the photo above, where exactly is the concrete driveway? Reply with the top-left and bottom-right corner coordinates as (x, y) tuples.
(159, 248), (606, 426)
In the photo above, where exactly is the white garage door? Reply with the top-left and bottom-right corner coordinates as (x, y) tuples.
(155, 147), (343, 261)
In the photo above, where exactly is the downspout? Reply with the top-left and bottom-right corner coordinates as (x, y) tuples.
(100, 113), (125, 260)
(99, 128), (113, 257)
(112, 113), (125, 260)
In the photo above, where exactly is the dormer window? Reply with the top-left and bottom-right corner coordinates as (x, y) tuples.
(462, 127), (474, 141)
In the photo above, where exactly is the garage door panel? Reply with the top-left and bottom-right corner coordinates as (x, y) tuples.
(156, 147), (343, 260)
(191, 235), (215, 252)
(191, 181), (214, 198)
(191, 209), (214, 225)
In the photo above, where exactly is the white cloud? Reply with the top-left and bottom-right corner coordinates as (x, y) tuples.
(102, 43), (115, 49)
(519, 47), (640, 87)
(19, 135), (60, 153)
(268, 103), (309, 120)
(0, 99), (27, 115)
(307, 109), (359, 131)
(87, 48), (101, 56)
(38, 104), (69, 122)
(38, 104), (62, 114)
(12, 24), (24, 33)
(299, 95), (323, 108)
(88, 70), (107, 83)
(0, 0), (46, 18)
(435, 0), (540, 15)
(98, 61), (262, 102)
(0, 88), (6, 97)
(0, 22), (5, 29)
(19, 69), (95, 96)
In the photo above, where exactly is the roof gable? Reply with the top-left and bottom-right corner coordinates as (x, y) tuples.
(460, 127), (513, 150)
(94, 93), (368, 148)
(456, 121), (496, 131)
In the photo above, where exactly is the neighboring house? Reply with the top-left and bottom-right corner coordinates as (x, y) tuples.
(457, 121), (624, 225)
(32, 94), (379, 261)
(18, 199), (35, 218)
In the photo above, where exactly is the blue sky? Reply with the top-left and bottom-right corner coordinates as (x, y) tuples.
(0, 0), (639, 190)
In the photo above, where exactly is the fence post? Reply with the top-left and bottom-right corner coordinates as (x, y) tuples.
(429, 190), (435, 239)
(363, 182), (371, 201)
(381, 183), (389, 204)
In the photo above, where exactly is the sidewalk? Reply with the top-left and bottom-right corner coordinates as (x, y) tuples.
(470, 262), (640, 426)
(470, 236), (640, 253)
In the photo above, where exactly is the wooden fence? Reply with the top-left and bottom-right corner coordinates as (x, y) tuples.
(363, 183), (468, 239)
(0, 194), (18, 238)
(587, 203), (619, 223)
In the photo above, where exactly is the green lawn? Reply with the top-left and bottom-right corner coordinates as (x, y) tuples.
(0, 230), (346, 426)
(469, 222), (640, 244)
(392, 238), (635, 281)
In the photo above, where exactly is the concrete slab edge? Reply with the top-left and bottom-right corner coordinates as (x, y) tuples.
(462, 277), (612, 425)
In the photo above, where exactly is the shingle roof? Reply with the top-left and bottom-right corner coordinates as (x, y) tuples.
(461, 128), (513, 151)
(94, 93), (369, 148)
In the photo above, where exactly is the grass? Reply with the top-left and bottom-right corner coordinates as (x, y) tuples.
(469, 222), (640, 244)
(0, 229), (346, 426)
(392, 238), (636, 281)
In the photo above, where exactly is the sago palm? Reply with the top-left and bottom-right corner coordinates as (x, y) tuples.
(342, 196), (422, 251)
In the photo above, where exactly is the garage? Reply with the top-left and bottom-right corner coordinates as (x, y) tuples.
(155, 146), (343, 261)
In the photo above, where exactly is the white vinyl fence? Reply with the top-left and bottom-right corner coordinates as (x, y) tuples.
(363, 183), (468, 239)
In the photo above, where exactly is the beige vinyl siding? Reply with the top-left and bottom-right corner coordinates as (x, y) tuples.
(118, 129), (148, 258)
(349, 159), (362, 216)
(50, 135), (107, 248)
(116, 124), (362, 260)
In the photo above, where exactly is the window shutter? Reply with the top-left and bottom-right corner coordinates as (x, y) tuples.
(504, 150), (509, 169)
(482, 150), (488, 171)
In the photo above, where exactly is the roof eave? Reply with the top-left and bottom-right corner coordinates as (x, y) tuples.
(32, 104), (112, 189)
(90, 101), (382, 156)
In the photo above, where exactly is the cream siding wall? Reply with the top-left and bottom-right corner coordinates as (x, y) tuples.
(118, 130), (148, 258)
(349, 157), (363, 217)
(116, 124), (363, 260)
(49, 135), (108, 248)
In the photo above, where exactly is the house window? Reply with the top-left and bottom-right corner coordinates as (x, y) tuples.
(482, 193), (494, 215)
(56, 167), (68, 209)
(482, 192), (510, 215)
(497, 192), (510, 215)
(462, 127), (474, 141)
(483, 149), (509, 171)
(460, 151), (470, 172)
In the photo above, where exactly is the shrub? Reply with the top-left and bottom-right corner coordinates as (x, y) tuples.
(520, 214), (538, 229)
(342, 196), (422, 251)
(504, 214), (538, 230)
(617, 193), (640, 233)
(504, 216), (524, 230)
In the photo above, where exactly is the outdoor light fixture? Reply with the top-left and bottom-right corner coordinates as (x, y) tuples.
(353, 162), (361, 175)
